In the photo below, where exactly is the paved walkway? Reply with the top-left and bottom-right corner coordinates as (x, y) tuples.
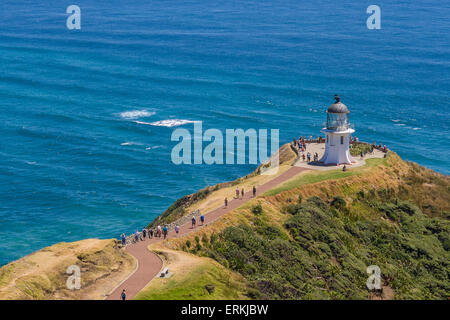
(106, 165), (308, 300)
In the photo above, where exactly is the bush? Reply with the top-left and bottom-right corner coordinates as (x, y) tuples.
(283, 203), (299, 215)
(331, 196), (347, 210)
(186, 240), (191, 248)
(252, 203), (263, 215)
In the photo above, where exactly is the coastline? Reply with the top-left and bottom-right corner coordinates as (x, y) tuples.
(1, 142), (449, 300)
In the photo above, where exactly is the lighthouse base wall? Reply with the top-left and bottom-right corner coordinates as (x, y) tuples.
(320, 130), (354, 165)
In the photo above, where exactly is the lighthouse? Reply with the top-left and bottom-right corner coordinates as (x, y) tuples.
(319, 95), (355, 165)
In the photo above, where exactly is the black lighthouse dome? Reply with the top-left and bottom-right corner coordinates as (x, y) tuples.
(327, 95), (350, 114)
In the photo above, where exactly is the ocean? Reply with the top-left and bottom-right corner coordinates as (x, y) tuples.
(0, 0), (449, 266)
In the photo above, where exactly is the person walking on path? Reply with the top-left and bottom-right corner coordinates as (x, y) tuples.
(191, 216), (196, 228)
(121, 233), (126, 246)
(149, 228), (154, 239)
(142, 228), (147, 240)
(224, 197), (228, 208)
(200, 214), (205, 225)
(252, 186), (256, 197)
(134, 230), (139, 243)
(163, 225), (168, 239)
(175, 225), (180, 235)
(157, 225), (162, 238)
(241, 188), (244, 199)
(235, 188), (240, 199)
(121, 289), (126, 300)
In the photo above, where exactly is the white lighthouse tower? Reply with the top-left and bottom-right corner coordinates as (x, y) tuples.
(320, 95), (355, 165)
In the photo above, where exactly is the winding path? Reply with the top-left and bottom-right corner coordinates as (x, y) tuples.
(106, 166), (308, 300)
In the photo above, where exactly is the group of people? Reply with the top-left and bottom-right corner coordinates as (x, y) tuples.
(230, 185), (256, 202)
(120, 222), (183, 245)
(301, 151), (319, 163)
(293, 135), (322, 148)
(371, 142), (388, 153)
(120, 184), (259, 247)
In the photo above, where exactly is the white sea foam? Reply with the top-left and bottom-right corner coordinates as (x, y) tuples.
(119, 110), (155, 119)
(121, 141), (142, 146)
(146, 146), (162, 150)
(135, 119), (198, 127)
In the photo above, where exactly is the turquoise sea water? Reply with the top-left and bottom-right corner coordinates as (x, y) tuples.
(0, 0), (449, 266)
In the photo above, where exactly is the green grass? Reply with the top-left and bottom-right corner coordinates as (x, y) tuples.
(265, 157), (387, 196)
(134, 262), (246, 300)
(194, 196), (450, 300)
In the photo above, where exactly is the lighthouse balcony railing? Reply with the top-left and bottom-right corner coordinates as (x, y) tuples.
(322, 122), (354, 131)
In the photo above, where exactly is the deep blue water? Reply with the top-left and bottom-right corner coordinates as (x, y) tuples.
(0, 0), (449, 266)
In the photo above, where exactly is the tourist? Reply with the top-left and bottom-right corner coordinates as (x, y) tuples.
(134, 230), (139, 243)
(224, 197), (228, 207)
(121, 233), (126, 246)
(383, 145), (387, 152)
(253, 185), (256, 197)
(163, 225), (168, 239)
(241, 188), (244, 199)
(175, 225), (180, 234)
(121, 289), (126, 300)
(149, 228), (154, 239)
(307, 152), (311, 162)
(360, 151), (363, 158)
(157, 225), (162, 237)
(191, 216), (196, 228)
(235, 188), (240, 199)
(302, 153), (306, 161)
(200, 214), (205, 225)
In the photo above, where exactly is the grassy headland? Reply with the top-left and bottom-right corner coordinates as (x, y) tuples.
(163, 151), (449, 299)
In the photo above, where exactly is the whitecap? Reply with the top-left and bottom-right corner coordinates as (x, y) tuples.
(392, 119), (401, 122)
(146, 146), (162, 150)
(119, 110), (155, 120)
(412, 127), (421, 130)
(121, 141), (142, 146)
(135, 119), (198, 127)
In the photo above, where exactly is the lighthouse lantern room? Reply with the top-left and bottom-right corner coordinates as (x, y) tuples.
(319, 95), (355, 165)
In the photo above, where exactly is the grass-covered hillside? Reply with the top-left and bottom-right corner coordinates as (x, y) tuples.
(167, 153), (449, 299)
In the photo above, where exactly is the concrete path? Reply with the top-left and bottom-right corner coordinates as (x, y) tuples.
(106, 165), (308, 300)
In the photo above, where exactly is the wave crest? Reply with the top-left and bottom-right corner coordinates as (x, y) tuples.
(119, 110), (155, 120)
(135, 119), (198, 127)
